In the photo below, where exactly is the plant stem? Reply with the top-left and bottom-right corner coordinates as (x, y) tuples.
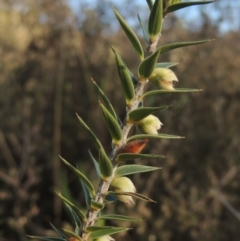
(81, 39), (159, 241)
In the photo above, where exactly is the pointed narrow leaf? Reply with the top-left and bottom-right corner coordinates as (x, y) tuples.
(137, 14), (149, 44)
(112, 48), (135, 105)
(155, 62), (178, 68)
(146, 0), (153, 10)
(99, 102), (122, 144)
(92, 79), (119, 122)
(50, 223), (67, 239)
(158, 39), (213, 55)
(90, 227), (130, 239)
(165, 1), (214, 14)
(113, 8), (144, 60)
(87, 226), (112, 232)
(89, 150), (101, 179)
(119, 55), (138, 87)
(99, 148), (113, 180)
(62, 229), (82, 241)
(128, 106), (168, 122)
(80, 180), (91, 208)
(76, 114), (102, 150)
(65, 204), (82, 232)
(116, 164), (160, 177)
(55, 191), (86, 221)
(98, 214), (142, 222)
(138, 49), (160, 80)
(27, 236), (65, 241)
(117, 153), (165, 162)
(127, 134), (184, 142)
(60, 156), (95, 197)
(110, 191), (156, 203)
(141, 88), (203, 99)
(128, 192), (156, 202)
(148, 0), (163, 42)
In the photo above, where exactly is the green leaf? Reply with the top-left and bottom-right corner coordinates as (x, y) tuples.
(27, 236), (65, 241)
(127, 134), (184, 142)
(55, 191), (86, 221)
(110, 191), (156, 203)
(137, 14), (149, 44)
(80, 180), (91, 208)
(90, 227), (130, 239)
(141, 88), (203, 99)
(113, 8), (144, 60)
(87, 226), (111, 232)
(62, 229), (82, 241)
(89, 150), (101, 179)
(157, 39), (213, 55)
(50, 223), (67, 239)
(65, 204), (82, 233)
(99, 148), (113, 180)
(165, 1), (214, 14)
(146, 0), (153, 10)
(128, 106), (168, 122)
(148, 0), (163, 42)
(112, 48), (135, 105)
(99, 102), (122, 145)
(59, 156), (95, 197)
(117, 153), (165, 162)
(116, 164), (160, 177)
(155, 62), (178, 68)
(91, 200), (105, 210)
(76, 114), (102, 150)
(92, 79), (119, 122)
(138, 49), (160, 80)
(97, 214), (142, 222)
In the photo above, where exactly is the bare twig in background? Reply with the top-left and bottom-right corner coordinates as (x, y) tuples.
(0, 129), (17, 169)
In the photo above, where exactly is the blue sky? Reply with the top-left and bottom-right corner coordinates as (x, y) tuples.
(67, 0), (239, 33)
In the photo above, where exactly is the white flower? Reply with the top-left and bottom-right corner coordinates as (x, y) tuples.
(137, 115), (163, 134)
(149, 68), (178, 90)
(110, 177), (136, 206)
(95, 236), (115, 241)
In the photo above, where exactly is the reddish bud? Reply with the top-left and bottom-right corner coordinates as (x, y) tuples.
(67, 238), (79, 241)
(117, 139), (149, 154)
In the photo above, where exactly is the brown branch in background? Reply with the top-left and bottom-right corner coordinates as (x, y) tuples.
(217, 192), (240, 221)
(0, 170), (18, 187)
(18, 98), (32, 181)
(0, 129), (17, 169)
(192, 166), (239, 222)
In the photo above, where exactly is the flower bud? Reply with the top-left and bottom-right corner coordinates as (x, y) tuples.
(117, 139), (149, 155)
(110, 177), (136, 206)
(149, 68), (178, 90)
(136, 115), (163, 134)
(67, 238), (80, 241)
(96, 236), (115, 241)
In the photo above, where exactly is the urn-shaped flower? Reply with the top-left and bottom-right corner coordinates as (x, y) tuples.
(149, 68), (178, 90)
(137, 114), (163, 134)
(110, 176), (136, 206)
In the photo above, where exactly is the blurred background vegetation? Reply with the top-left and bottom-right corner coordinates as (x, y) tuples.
(0, 0), (240, 241)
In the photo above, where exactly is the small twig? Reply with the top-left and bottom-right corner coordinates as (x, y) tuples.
(0, 129), (17, 169)
(217, 192), (240, 221)
(0, 170), (18, 187)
